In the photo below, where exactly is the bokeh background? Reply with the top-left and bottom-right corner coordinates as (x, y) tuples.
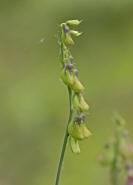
(0, 0), (133, 185)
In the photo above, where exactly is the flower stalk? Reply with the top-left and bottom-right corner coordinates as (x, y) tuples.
(55, 87), (73, 185)
(55, 19), (92, 185)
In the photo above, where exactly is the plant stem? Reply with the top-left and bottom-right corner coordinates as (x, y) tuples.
(112, 124), (119, 185)
(55, 87), (73, 185)
(55, 27), (74, 185)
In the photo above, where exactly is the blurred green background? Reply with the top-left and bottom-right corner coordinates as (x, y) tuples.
(0, 0), (133, 185)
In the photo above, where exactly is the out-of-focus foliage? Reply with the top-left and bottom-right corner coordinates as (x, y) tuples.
(0, 0), (133, 185)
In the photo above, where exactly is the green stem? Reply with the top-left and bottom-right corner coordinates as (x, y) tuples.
(112, 124), (119, 185)
(55, 87), (73, 185)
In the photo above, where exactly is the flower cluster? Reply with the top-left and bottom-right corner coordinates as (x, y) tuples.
(59, 20), (92, 154)
(98, 116), (133, 185)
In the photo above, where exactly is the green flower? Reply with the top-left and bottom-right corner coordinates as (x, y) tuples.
(70, 30), (82, 37)
(65, 33), (75, 46)
(73, 93), (89, 112)
(71, 76), (85, 93)
(68, 121), (92, 140)
(61, 69), (74, 86)
(69, 136), (80, 154)
(66, 20), (82, 26)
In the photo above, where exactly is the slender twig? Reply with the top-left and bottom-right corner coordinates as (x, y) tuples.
(55, 87), (73, 185)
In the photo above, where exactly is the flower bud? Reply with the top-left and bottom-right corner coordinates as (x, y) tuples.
(65, 33), (75, 46)
(66, 20), (82, 26)
(68, 121), (84, 140)
(80, 95), (89, 112)
(71, 76), (85, 93)
(68, 120), (91, 140)
(73, 94), (80, 110)
(80, 124), (92, 138)
(61, 69), (74, 86)
(70, 30), (82, 37)
(69, 136), (80, 154)
(73, 94), (89, 112)
(60, 23), (66, 28)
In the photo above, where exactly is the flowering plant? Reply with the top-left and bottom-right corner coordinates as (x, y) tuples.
(55, 20), (92, 185)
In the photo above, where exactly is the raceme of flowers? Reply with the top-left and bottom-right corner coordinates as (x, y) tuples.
(59, 20), (92, 154)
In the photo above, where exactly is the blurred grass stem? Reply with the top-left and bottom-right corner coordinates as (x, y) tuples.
(112, 123), (119, 185)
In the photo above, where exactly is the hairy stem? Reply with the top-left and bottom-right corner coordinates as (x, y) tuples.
(55, 87), (73, 185)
